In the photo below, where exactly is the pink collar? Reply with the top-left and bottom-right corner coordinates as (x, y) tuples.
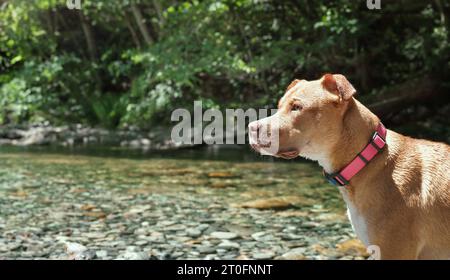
(324, 123), (387, 186)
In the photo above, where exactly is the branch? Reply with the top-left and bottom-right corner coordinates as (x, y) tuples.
(364, 76), (446, 120)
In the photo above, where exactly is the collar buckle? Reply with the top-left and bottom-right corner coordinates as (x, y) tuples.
(323, 171), (347, 187)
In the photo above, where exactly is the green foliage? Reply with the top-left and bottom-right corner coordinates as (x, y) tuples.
(0, 0), (449, 128)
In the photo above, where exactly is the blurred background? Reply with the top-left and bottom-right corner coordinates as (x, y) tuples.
(0, 0), (449, 260)
(1, 0), (449, 139)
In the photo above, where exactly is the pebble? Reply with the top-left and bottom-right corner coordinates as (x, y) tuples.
(210, 232), (239, 240)
(251, 232), (267, 241)
(197, 246), (217, 254)
(135, 240), (149, 246)
(252, 252), (275, 260)
(281, 233), (304, 240)
(65, 242), (87, 258)
(277, 248), (307, 260)
(121, 251), (148, 260)
(96, 250), (108, 258)
(218, 240), (240, 250)
(186, 229), (202, 238)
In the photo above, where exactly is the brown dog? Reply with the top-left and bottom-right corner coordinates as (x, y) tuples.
(248, 74), (450, 260)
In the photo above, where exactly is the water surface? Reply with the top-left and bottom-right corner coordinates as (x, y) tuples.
(0, 145), (357, 260)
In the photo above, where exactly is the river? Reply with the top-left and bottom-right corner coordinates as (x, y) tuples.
(0, 145), (368, 260)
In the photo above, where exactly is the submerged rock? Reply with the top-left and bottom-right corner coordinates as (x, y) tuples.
(335, 239), (369, 257)
(186, 228), (202, 238)
(218, 240), (240, 250)
(233, 197), (296, 210)
(120, 251), (149, 260)
(252, 251), (275, 260)
(210, 232), (239, 240)
(276, 248), (307, 260)
(64, 242), (94, 260)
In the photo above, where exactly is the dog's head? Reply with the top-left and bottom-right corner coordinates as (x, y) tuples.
(249, 74), (356, 161)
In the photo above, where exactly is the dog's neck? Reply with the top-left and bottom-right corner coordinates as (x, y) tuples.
(318, 98), (380, 175)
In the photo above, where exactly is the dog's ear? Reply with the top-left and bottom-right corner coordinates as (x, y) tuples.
(286, 79), (301, 92)
(322, 74), (356, 101)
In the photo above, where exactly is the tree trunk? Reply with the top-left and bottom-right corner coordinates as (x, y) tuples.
(131, 3), (154, 45)
(78, 11), (98, 61)
(78, 11), (102, 90)
(124, 13), (142, 49)
(55, 11), (85, 59)
(365, 76), (446, 120)
(152, 0), (165, 27)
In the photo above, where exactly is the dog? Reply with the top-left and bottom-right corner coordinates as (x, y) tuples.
(248, 74), (450, 259)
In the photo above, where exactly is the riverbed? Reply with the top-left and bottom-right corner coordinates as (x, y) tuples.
(0, 145), (368, 260)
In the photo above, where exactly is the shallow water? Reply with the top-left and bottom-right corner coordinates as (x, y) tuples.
(0, 145), (361, 260)
(0, 145), (344, 212)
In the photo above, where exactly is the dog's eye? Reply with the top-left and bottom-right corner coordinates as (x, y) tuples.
(291, 104), (302, 112)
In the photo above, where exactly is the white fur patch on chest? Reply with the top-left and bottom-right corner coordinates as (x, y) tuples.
(340, 189), (370, 246)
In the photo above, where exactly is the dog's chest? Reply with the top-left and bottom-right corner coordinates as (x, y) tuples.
(340, 189), (370, 246)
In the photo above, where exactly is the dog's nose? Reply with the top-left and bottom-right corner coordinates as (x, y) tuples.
(248, 121), (260, 132)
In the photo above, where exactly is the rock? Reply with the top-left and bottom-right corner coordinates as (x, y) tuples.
(276, 248), (307, 260)
(135, 240), (149, 246)
(121, 251), (149, 260)
(236, 254), (250, 260)
(196, 224), (209, 232)
(0, 124), (182, 150)
(128, 139), (141, 148)
(5, 129), (24, 139)
(218, 240), (240, 250)
(163, 224), (186, 232)
(234, 197), (297, 210)
(158, 221), (176, 227)
(209, 182), (234, 189)
(197, 246), (216, 254)
(302, 221), (320, 229)
(336, 239), (369, 257)
(252, 251), (275, 260)
(251, 232), (267, 241)
(64, 242), (95, 260)
(134, 228), (150, 236)
(84, 232), (106, 239)
(96, 250), (108, 258)
(65, 242), (87, 256)
(140, 138), (151, 146)
(276, 211), (309, 217)
(207, 172), (237, 178)
(78, 250), (96, 260)
(286, 241), (308, 248)
(187, 229), (202, 238)
(19, 129), (48, 145)
(203, 254), (217, 260)
(126, 246), (138, 252)
(311, 244), (332, 256)
(210, 232), (239, 240)
(127, 205), (152, 214)
(0, 139), (12, 145)
(281, 233), (304, 241)
(315, 213), (346, 222)
(83, 211), (107, 219)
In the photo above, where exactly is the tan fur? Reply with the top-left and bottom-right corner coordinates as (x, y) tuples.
(249, 74), (450, 259)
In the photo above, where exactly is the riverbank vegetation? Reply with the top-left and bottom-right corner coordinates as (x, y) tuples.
(1, 0), (449, 140)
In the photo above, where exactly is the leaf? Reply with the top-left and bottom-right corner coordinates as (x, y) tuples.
(11, 55), (23, 65)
